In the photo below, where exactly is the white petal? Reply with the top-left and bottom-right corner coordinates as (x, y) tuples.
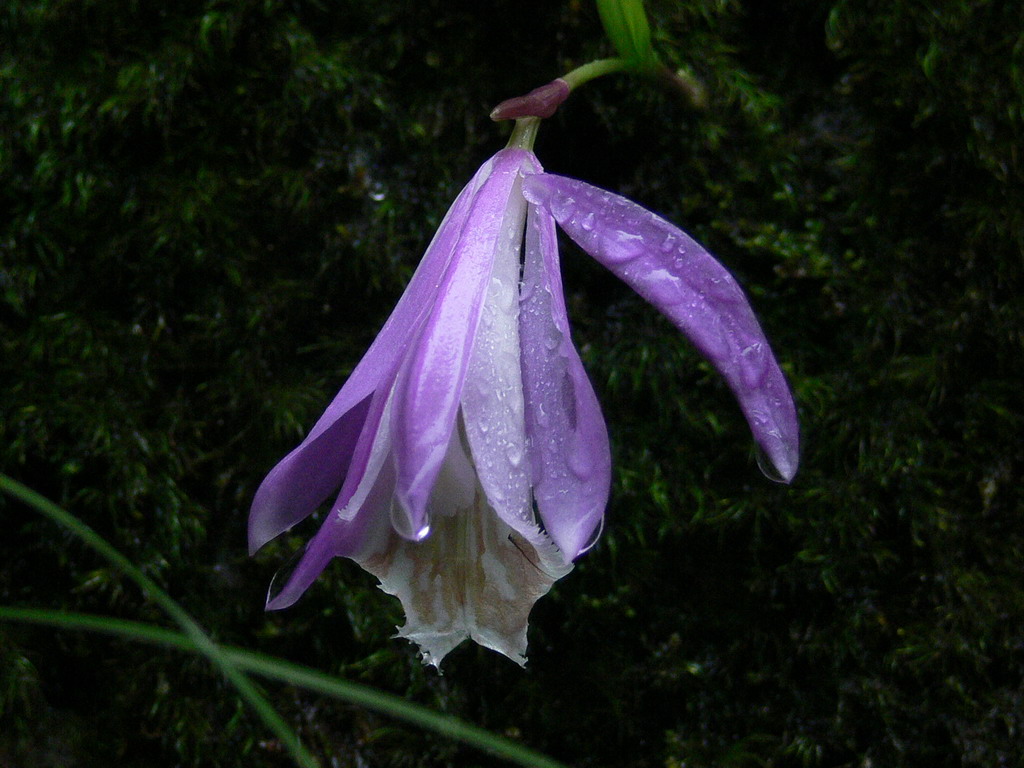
(355, 424), (571, 667)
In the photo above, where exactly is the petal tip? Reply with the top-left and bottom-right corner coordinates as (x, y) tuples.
(247, 516), (276, 557)
(264, 593), (296, 611)
(390, 490), (431, 542)
(755, 440), (799, 484)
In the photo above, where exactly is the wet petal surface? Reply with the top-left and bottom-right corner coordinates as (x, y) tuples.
(248, 155), (493, 552)
(519, 202), (611, 560)
(391, 149), (536, 536)
(524, 173), (799, 482)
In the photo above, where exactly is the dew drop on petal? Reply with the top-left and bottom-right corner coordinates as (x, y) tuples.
(567, 445), (594, 479)
(599, 230), (646, 264)
(739, 342), (768, 388)
(535, 402), (550, 427)
(390, 497), (431, 541)
(543, 331), (561, 351)
(641, 268), (683, 309)
(549, 193), (576, 222)
(755, 442), (789, 484)
(580, 212), (596, 231)
(704, 274), (742, 304)
(265, 544), (307, 607)
(749, 408), (770, 429)
(577, 514), (606, 556)
(506, 443), (524, 468)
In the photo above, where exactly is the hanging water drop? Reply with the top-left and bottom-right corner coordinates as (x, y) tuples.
(506, 443), (524, 468)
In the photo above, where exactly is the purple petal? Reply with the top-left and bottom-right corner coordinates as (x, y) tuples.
(265, 460), (395, 610)
(523, 174), (799, 483)
(391, 149), (537, 535)
(268, 376), (400, 610)
(248, 396), (370, 555)
(248, 154), (495, 554)
(519, 202), (611, 560)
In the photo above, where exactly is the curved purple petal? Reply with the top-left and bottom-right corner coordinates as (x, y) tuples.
(391, 148), (536, 536)
(520, 202), (611, 561)
(265, 460), (395, 610)
(523, 173), (799, 483)
(248, 154), (495, 554)
(248, 396), (370, 554)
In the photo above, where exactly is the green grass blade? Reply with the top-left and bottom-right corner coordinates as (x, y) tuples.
(0, 473), (318, 768)
(0, 607), (572, 768)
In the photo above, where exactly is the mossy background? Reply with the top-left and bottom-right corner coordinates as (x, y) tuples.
(2, 0), (1022, 766)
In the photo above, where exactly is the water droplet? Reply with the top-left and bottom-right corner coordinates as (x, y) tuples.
(390, 498), (430, 541)
(567, 446), (593, 479)
(642, 268), (683, 307)
(506, 444), (524, 468)
(755, 442), (789, 484)
(535, 402), (550, 427)
(599, 230), (645, 264)
(266, 543), (307, 607)
(739, 343), (767, 388)
(660, 235), (677, 253)
(549, 193), (576, 222)
(703, 274), (741, 304)
(577, 515), (606, 556)
(580, 212), (596, 231)
(491, 276), (515, 310)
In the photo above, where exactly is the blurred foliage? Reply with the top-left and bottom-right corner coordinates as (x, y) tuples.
(2, 0), (1022, 766)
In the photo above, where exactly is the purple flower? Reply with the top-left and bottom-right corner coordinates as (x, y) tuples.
(249, 147), (798, 667)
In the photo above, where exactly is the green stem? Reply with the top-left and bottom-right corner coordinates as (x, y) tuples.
(0, 607), (572, 768)
(560, 57), (631, 91)
(0, 474), (319, 768)
(506, 117), (540, 150)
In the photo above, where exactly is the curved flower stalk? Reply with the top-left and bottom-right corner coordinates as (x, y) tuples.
(250, 141), (798, 668)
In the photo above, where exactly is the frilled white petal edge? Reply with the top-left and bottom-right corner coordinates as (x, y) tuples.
(356, 419), (571, 668)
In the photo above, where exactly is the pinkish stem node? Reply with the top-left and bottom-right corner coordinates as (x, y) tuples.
(490, 79), (571, 121)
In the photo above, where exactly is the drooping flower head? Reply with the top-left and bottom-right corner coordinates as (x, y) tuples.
(249, 120), (798, 667)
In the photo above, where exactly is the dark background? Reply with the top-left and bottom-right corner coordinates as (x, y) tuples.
(2, 1), (1022, 766)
